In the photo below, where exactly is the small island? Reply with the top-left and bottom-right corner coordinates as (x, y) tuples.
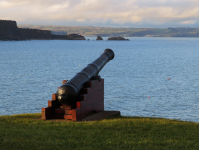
(108, 37), (129, 41)
(0, 19), (85, 41)
(96, 36), (103, 40)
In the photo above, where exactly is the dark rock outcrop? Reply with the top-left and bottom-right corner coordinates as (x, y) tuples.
(51, 33), (85, 40)
(0, 20), (24, 40)
(0, 20), (17, 30)
(108, 37), (129, 41)
(0, 19), (85, 41)
(96, 36), (103, 40)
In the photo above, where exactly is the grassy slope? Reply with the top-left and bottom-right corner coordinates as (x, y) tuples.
(0, 113), (199, 150)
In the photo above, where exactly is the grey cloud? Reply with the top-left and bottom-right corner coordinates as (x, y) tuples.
(134, 0), (199, 8)
(1, 0), (199, 27)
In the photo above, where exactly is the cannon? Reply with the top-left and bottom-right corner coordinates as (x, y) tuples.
(56, 49), (114, 105)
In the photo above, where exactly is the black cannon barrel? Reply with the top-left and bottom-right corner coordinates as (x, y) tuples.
(56, 49), (114, 105)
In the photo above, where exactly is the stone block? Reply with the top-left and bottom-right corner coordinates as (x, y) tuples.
(52, 93), (56, 100)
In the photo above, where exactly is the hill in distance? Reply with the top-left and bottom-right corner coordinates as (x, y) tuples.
(0, 20), (85, 41)
(18, 24), (199, 37)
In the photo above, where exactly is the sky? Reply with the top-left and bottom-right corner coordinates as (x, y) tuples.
(0, 0), (199, 28)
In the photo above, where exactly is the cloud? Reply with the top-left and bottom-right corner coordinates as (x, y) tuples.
(1, 0), (199, 27)
(180, 20), (197, 25)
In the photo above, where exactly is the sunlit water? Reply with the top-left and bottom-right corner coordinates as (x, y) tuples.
(1, 37), (199, 122)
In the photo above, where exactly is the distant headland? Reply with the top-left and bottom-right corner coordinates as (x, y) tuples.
(2, 19), (199, 41)
(18, 24), (199, 38)
(0, 20), (85, 41)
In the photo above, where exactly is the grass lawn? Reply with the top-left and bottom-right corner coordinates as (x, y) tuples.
(0, 113), (199, 150)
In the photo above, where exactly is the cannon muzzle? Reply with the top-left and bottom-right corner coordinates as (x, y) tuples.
(56, 49), (114, 105)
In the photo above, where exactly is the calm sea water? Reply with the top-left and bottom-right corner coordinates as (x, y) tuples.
(1, 37), (199, 122)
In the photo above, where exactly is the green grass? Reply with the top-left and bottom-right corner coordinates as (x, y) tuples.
(0, 113), (199, 150)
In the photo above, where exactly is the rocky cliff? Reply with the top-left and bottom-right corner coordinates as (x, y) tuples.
(0, 20), (85, 41)
(96, 36), (103, 40)
(108, 37), (129, 40)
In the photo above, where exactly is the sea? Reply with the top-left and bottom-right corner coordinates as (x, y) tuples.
(1, 37), (199, 122)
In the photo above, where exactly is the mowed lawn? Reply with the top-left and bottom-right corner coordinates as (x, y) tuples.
(0, 113), (199, 150)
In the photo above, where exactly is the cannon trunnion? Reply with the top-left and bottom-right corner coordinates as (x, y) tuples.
(56, 49), (114, 105)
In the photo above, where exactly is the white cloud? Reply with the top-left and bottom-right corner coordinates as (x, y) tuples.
(180, 20), (197, 24)
(0, 0), (199, 27)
